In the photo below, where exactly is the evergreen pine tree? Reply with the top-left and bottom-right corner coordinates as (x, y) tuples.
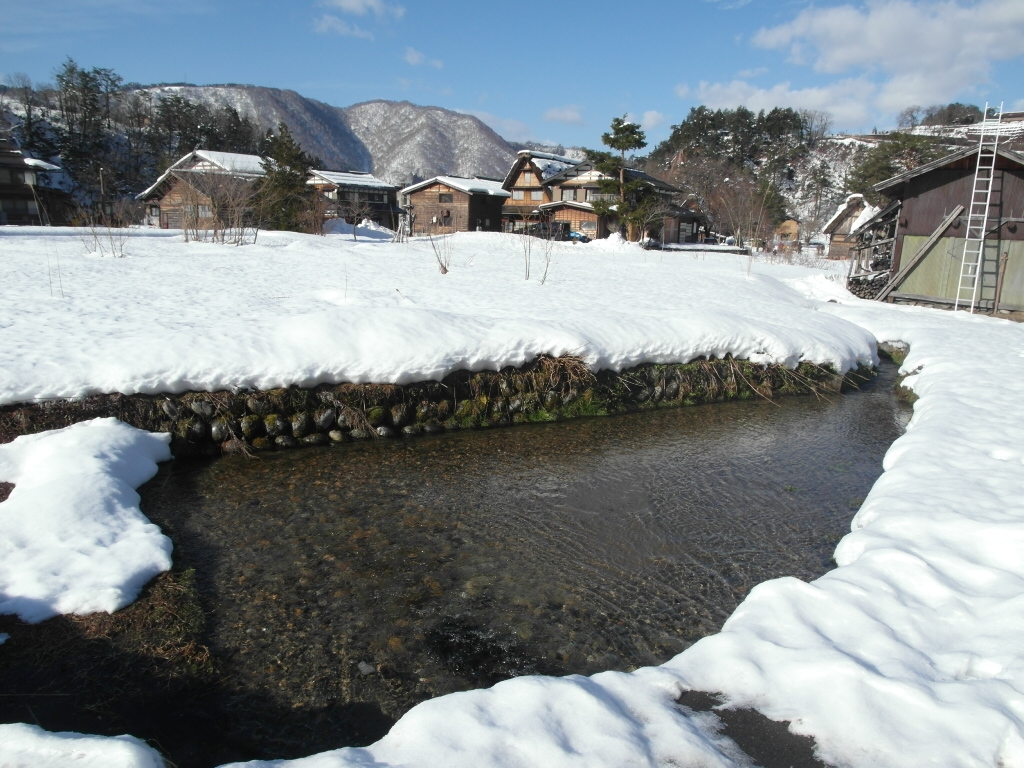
(257, 122), (318, 232)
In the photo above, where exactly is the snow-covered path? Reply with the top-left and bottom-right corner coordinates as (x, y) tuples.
(2, 229), (1024, 767)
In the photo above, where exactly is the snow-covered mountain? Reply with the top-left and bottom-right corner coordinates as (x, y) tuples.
(145, 85), (516, 185)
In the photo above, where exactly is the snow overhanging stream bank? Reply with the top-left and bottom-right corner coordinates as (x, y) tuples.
(1, 230), (1022, 766)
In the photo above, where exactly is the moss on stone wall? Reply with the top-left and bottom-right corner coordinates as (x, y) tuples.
(0, 355), (872, 456)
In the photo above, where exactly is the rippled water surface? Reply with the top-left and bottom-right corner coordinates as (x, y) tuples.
(138, 363), (910, 737)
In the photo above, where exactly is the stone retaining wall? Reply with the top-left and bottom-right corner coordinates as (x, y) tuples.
(0, 356), (868, 457)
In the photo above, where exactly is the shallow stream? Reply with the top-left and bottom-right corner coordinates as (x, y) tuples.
(1, 363), (910, 766)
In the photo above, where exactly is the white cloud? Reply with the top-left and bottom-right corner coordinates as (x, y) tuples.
(640, 110), (666, 130)
(462, 110), (534, 143)
(321, 0), (405, 19)
(404, 47), (443, 68)
(674, 84), (690, 99)
(753, 0), (1024, 112)
(686, 78), (877, 129)
(543, 105), (584, 124)
(314, 14), (373, 38)
(736, 66), (767, 78)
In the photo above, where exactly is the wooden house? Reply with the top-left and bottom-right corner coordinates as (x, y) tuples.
(307, 170), (400, 229)
(848, 145), (1024, 311)
(823, 194), (877, 260)
(400, 176), (509, 235)
(661, 203), (707, 244)
(137, 150), (266, 229)
(0, 138), (68, 225)
(500, 150), (579, 231)
(539, 161), (681, 240)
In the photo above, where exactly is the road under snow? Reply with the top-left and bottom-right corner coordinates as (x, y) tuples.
(1, 228), (1023, 767)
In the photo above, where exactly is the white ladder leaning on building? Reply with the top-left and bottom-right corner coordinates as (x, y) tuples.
(955, 102), (1003, 312)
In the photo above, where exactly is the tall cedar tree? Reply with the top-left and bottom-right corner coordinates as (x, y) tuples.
(257, 122), (319, 232)
(586, 116), (656, 239)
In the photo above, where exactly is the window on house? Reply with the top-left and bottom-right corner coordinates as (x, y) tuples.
(368, 193), (384, 203)
(149, 205), (160, 216)
(521, 171), (533, 184)
(580, 221), (597, 231)
(512, 190), (525, 200)
(439, 193), (454, 203)
(198, 205), (212, 218)
(530, 190), (543, 201)
(561, 188), (576, 202)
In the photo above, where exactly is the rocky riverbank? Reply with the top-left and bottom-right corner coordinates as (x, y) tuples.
(0, 356), (869, 453)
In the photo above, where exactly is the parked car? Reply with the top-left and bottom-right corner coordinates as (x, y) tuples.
(568, 231), (591, 243)
(526, 222), (570, 240)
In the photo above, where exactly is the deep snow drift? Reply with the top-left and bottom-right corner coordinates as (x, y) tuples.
(2, 228), (1023, 767)
(0, 227), (874, 405)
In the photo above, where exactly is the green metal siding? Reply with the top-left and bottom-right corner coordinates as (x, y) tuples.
(897, 236), (1024, 309)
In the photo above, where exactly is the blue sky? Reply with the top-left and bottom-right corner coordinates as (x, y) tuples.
(4, 0), (1024, 150)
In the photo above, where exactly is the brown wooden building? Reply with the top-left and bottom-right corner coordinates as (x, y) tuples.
(500, 150), (579, 231)
(539, 160), (681, 240)
(823, 194), (877, 260)
(400, 176), (509, 235)
(137, 150), (266, 229)
(307, 170), (400, 229)
(0, 138), (69, 226)
(849, 145), (1024, 311)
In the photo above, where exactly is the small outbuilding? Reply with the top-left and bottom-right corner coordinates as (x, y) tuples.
(849, 145), (1024, 312)
(400, 176), (510, 235)
(823, 194), (878, 260)
(307, 170), (400, 229)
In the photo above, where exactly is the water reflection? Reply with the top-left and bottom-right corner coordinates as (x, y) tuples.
(140, 363), (909, 724)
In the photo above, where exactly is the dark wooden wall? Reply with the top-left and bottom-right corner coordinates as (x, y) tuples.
(893, 161), (1024, 271)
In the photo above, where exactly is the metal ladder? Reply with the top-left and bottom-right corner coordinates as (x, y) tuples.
(954, 102), (1003, 312)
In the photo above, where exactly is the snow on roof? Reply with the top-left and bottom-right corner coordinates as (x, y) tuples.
(822, 194), (866, 234)
(515, 150), (581, 182)
(849, 200), (880, 233)
(401, 176), (511, 198)
(193, 150), (265, 175)
(308, 170), (396, 190)
(137, 149), (266, 200)
(22, 158), (61, 172)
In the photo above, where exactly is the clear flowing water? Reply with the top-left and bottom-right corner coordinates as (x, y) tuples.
(136, 362), (910, 742)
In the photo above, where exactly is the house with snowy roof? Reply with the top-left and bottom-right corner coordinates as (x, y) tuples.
(307, 170), (400, 229)
(137, 150), (266, 229)
(0, 138), (69, 226)
(500, 150), (581, 232)
(399, 175), (510, 235)
(823, 194), (878, 260)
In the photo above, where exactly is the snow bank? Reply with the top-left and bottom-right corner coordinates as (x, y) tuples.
(0, 228), (876, 406)
(322, 218), (394, 240)
(0, 418), (172, 623)
(0, 723), (165, 768)
(7, 229), (1024, 767)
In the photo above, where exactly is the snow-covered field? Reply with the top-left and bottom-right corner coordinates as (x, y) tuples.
(2, 227), (1024, 767)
